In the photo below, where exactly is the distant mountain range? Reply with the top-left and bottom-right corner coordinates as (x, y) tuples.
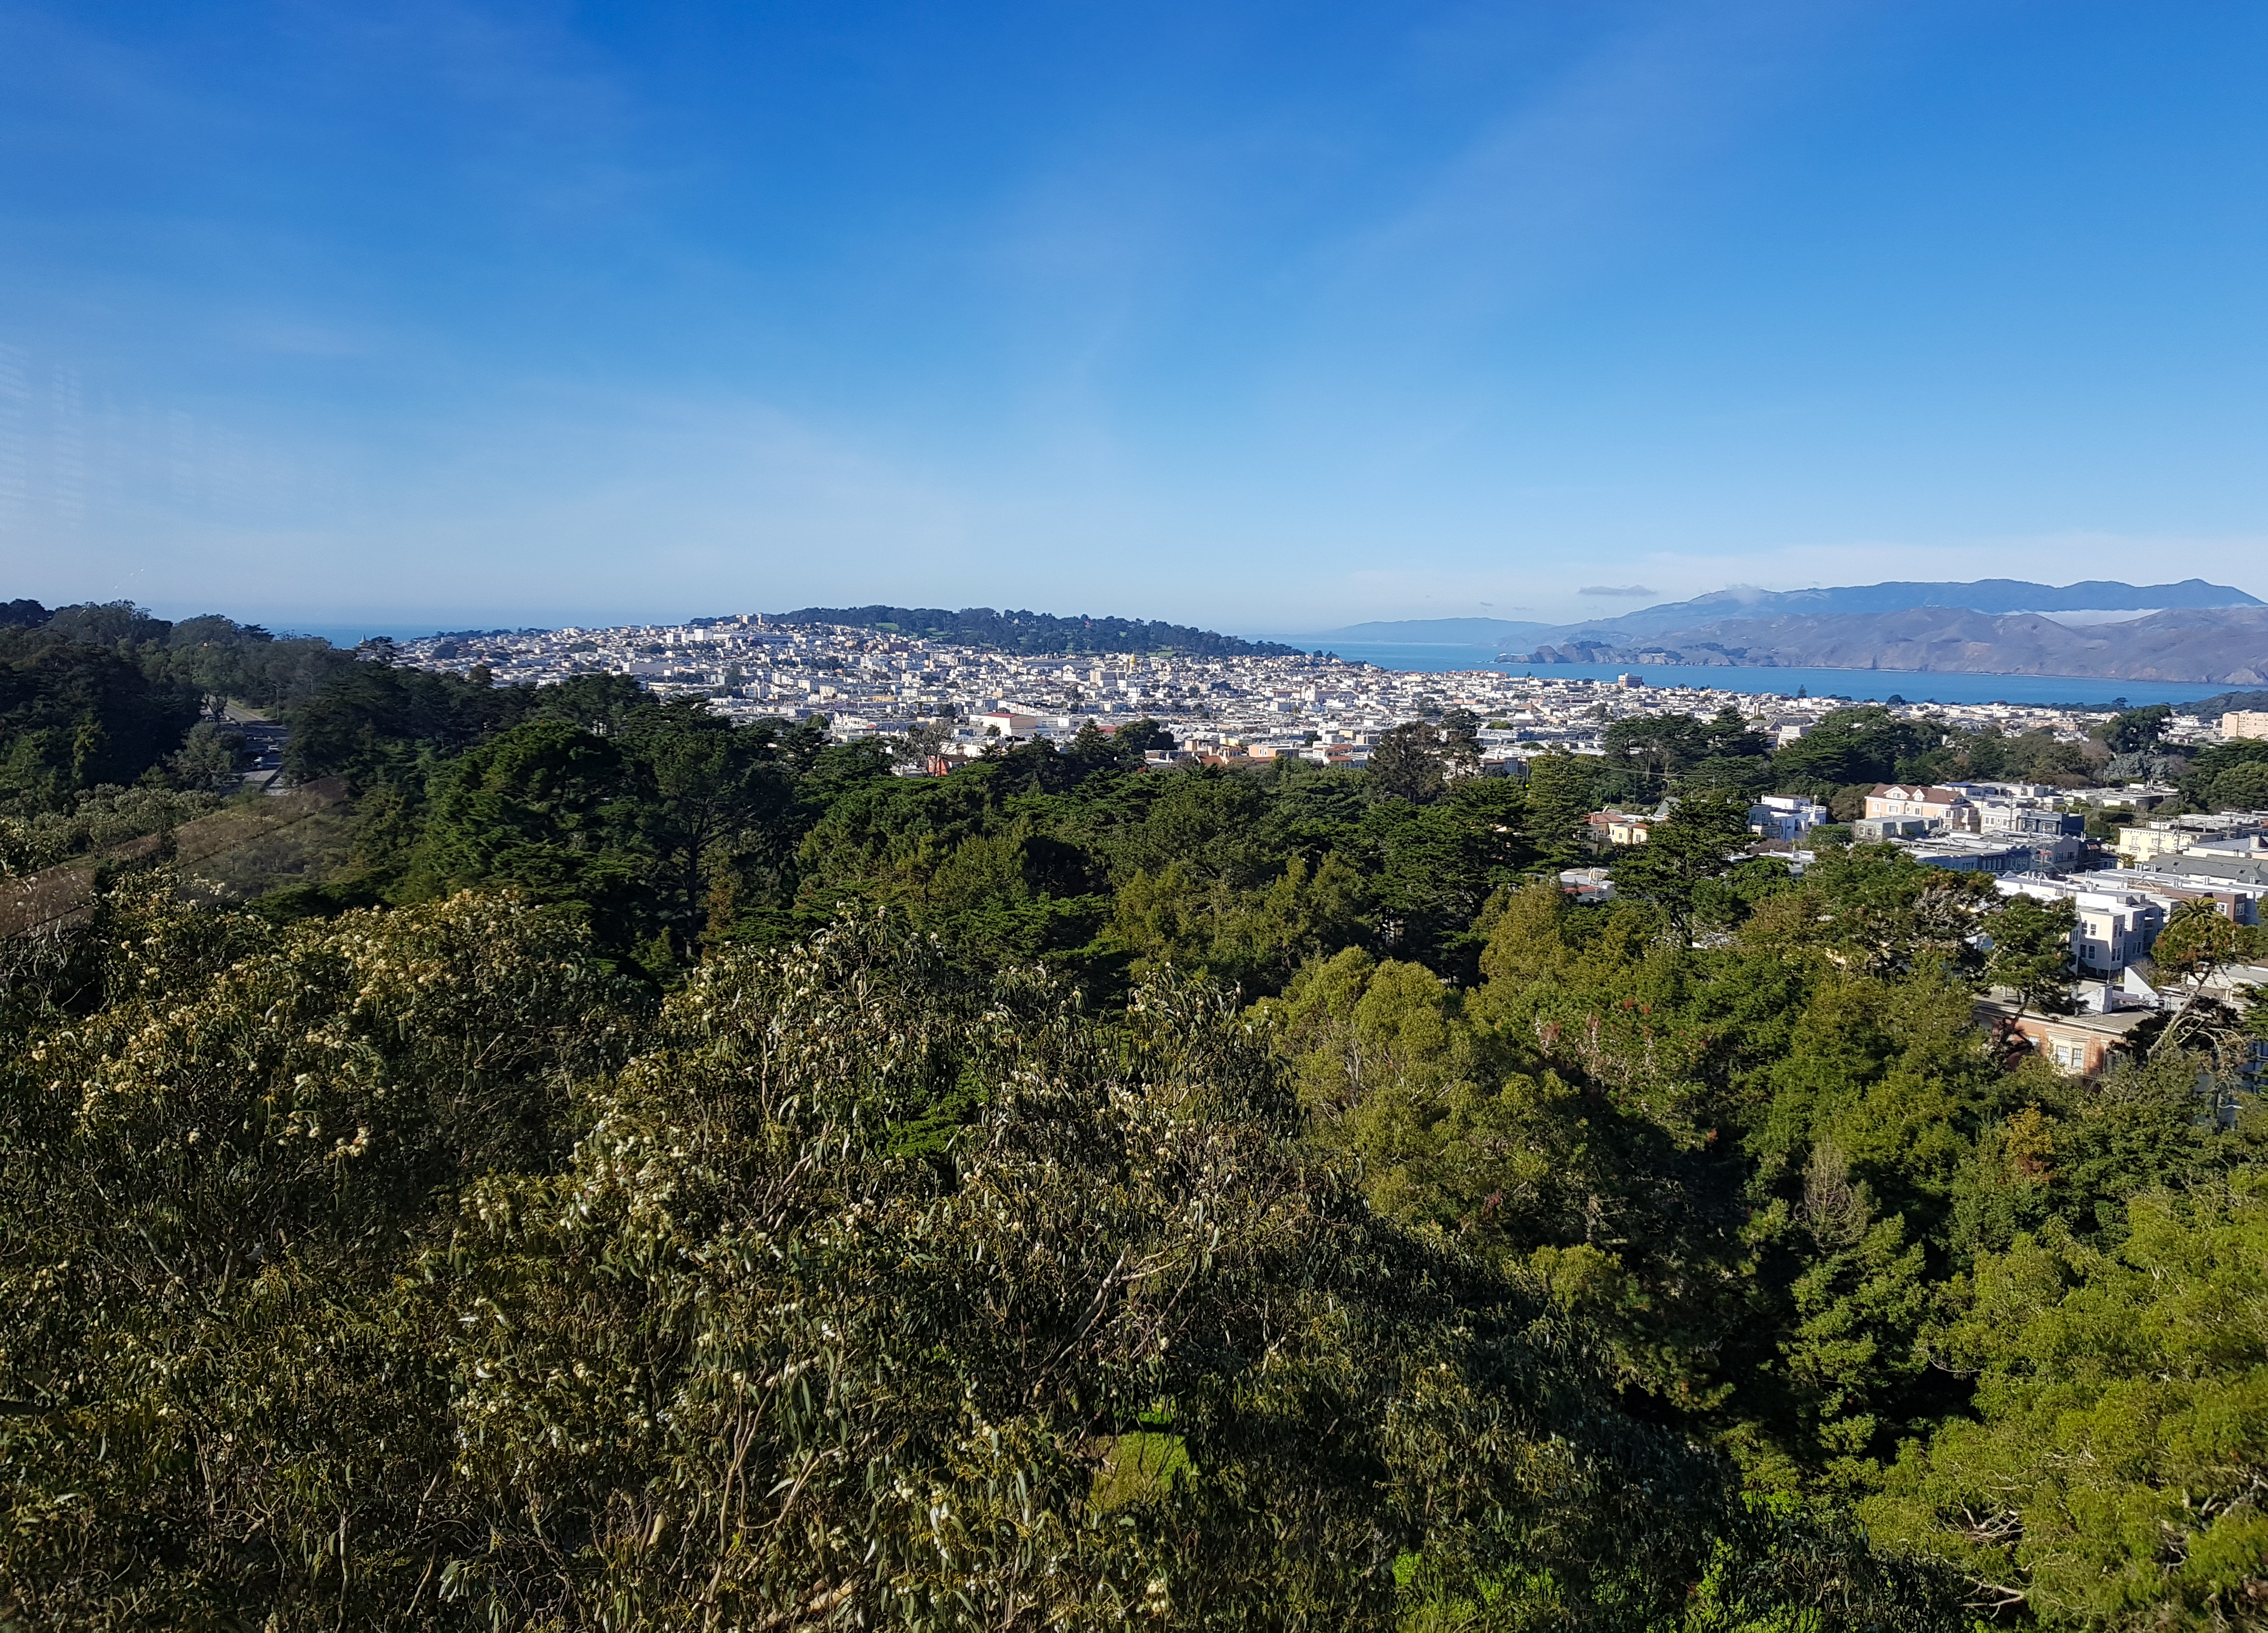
(1279, 579), (2268, 683)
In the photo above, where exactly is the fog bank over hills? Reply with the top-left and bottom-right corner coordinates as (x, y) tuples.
(1281, 579), (2268, 684)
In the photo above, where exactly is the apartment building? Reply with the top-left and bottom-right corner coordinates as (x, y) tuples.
(1900, 834), (2037, 875)
(2189, 832), (2268, 860)
(2074, 866), (2265, 928)
(1855, 815), (1932, 839)
(2222, 710), (2268, 742)
(2117, 825), (2197, 864)
(2118, 815), (2268, 865)
(1864, 784), (1977, 833)
(1973, 800), (2084, 840)
(2144, 852), (2268, 898)
(1748, 794), (1830, 842)
(1997, 874), (2169, 974)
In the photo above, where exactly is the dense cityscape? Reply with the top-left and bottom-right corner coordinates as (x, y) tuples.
(395, 611), (2180, 767)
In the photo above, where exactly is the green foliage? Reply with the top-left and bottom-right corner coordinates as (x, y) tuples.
(1114, 848), (1367, 992)
(0, 604), (356, 815)
(1113, 716), (1177, 754)
(410, 718), (656, 940)
(9, 620), (2265, 1629)
(146, 613), (358, 712)
(1369, 719), (1451, 803)
(2084, 806), (2136, 840)
(38, 600), (173, 644)
(1986, 893), (2078, 1015)
(1865, 1181), (2268, 1629)
(1764, 1141), (1933, 1490)
(1599, 707), (1773, 806)
(2186, 688), (2268, 718)
(166, 719), (247, 791)
(1756, 705), (2106, 795)
(2152, 898), (2251, 986)
(283, 659), (539, 786)
(784, 604), (1299, 657)
(0, 888), (641, 1627)
(1767, 706), (1942, 792)
(1604, 712), (1716, 782)
(2177, 739), (2268, 811)
(1, 896), (1771, 1629)
(2094, 703), (2173, 755)
(0, 628), (202, 811)
(0, 784), (223, 874)
(1676, 1496), (1973, 1632)
(782, 751), (1531, 993)
(2188, 745), (2268, 812)
(1609, 790), (1762, 937)
(1524, 750), (1606, 858)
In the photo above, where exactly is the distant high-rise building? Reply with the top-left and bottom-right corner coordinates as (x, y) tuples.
(2224, 710), (2268, 741)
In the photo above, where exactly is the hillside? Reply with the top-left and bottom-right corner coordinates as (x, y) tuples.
(1289, 580), (2268, 681)
(1288, 578), (2258, 662)
(2192, 687), (2268, 716)
(1559, 576), (2260, 642)
(1513, 604), (2268, 683)
(781, 604), (1299, 658)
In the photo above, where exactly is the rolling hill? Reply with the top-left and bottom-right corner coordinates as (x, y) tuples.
(1283, 579), (2268, 682)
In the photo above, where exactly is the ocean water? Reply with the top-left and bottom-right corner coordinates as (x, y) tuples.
(1310, 642), (2239, 709)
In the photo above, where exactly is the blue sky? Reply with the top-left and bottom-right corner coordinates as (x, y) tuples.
(3, 1), (2265, 636)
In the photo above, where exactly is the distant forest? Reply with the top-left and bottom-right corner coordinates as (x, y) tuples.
(780, 602), (1302, 658)
(2, 597), (2266, 1629)
(2194, 687), (2268, 717)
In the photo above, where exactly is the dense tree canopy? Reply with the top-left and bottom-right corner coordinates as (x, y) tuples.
(3, 631), (2265, 1628)
(782, 604), (1300, 658)
(0, 601), (356, 823)
(0, 628), (202, 810)
(2182, 737), (2268, 812)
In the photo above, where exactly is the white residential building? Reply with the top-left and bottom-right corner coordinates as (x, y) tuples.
(1748, 794), (1830, 842)
(1998, 875), (2168, 975)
